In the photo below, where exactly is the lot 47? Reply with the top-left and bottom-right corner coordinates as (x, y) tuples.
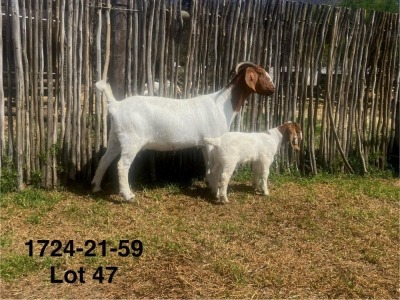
(50, 266), (118, 284)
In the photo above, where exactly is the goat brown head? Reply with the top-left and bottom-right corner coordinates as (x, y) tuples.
(235, 62), (275, 96)
(277, 121), (303, 151)
(229, 62), (276, 112)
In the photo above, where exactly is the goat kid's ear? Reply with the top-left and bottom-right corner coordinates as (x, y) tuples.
(290, 128), (301, 151)
(245, 68), (258, 93)
(294, 122), (303, 142)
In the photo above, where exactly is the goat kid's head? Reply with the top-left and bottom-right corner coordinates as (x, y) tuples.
(235, 62), (275, 96)
(278, 121), (303, 151)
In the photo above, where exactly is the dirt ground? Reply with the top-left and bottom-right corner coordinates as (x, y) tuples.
(0, 175), (399, 298)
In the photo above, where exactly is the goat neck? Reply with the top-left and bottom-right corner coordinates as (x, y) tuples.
(266, 127), (284, 152)
(214, 71), (254, 130)
(229, 71), (254, 112)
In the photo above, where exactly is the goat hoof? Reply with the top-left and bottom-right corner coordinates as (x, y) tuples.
(121, 193), (135, 202)
(123, 198), (135, 203)
(211, 192), (219, 199)
(218, 197), (229, 204)
(91, 184), (102, 193)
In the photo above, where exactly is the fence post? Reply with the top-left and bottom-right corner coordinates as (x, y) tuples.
(0, 2), (3, 170)
(109, 0), (128, 99)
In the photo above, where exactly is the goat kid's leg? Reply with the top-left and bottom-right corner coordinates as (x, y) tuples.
(261, 166), (270, 196)
(209, 163), (222, 198)
(91, 135), (121, 193)
(218, 165), (235, 204)
(252, 162), (262, 191)
(204, 145), (219, 189)
(202, 146), (211, 187)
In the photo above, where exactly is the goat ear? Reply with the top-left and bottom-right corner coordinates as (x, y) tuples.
(245, 68), (258, 92)
(288, 124), (300, 151)
(289, 125), (301, 151)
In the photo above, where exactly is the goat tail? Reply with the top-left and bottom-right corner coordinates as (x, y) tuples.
(203, 137), (221, 147)
(95, 80), (118, 113)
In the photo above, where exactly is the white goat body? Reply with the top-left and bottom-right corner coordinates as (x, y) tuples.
(108, 92), (232, 151)
(204, 122), (302, 203)
(92, 62), (275, 201)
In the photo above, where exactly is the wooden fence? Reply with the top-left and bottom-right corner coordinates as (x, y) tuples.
(1, 0), (399, 189)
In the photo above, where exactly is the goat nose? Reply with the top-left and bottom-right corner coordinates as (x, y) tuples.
(264, 87), (275, 96)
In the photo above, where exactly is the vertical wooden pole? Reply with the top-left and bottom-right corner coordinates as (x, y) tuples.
(53, 0), (60, 186)
(132, 0), (139, 95)
(4, 1), (13, 161)
(38, 0), (46, 184)
(158, 0), (166, 96)
(0, 1), (4, 170)
(110, 0), (128, 99)
(46, 0), (55, 187)
(81, 0), (90, 178)
(146, 0), (154, 96)
(11, 1), (25, 190)
(94, 0), (102, 165)
(139, 0), (147, 95)
(64, 0), (73, 179)
(75, 0), (83, 175)
(24, 0), (33, 183)
(70, 0), (78, 179)
(184, 0), (197, 98)
(59, 0), (66, 159)
(126, 0), (133, 96)
(102, 0), (111, 147)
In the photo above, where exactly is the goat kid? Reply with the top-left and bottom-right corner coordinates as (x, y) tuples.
(92, 62), (275, 201)
(204, 122), (302, 203)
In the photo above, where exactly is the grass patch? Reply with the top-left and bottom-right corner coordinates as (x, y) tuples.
(61, 199), (115, 228)
(0, 233), (12, 249)
(213, 259), (248, 285)
(25, 213), (42, 225)
(0, 188), (62, 209)
(1, 188), (64, 226)
(0, 255), (58, 281)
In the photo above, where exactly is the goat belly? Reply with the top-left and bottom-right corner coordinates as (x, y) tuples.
(144, 141), (200, 151)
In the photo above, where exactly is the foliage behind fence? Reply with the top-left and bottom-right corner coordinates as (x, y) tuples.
(1, 0), (398, 189)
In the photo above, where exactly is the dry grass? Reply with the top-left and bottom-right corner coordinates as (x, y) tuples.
(0, 173), (399, 299)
